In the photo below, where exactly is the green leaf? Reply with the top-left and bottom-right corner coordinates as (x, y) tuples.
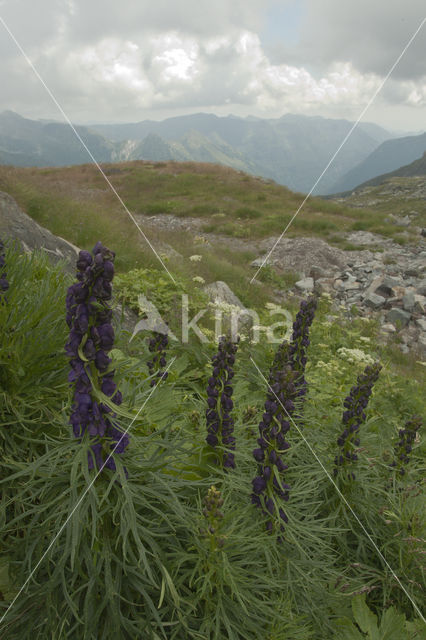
(379, 606), (408, 639)
(352, 595), (380, 640)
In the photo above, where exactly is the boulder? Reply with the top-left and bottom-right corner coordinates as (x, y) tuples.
(380, 323), (396, 333)
(0, 190), (79, 273)
(385, 308), (411, 328)
(364, 292), (386, 309)
(402, 291), (415, 312)
(203, 280), (253, 331)
(295, 277), (314, 293)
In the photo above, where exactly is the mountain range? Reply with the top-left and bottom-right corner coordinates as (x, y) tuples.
(346, 150), (426, 192)
(1, 110), (424, 195)
(331, 132), (426, 193)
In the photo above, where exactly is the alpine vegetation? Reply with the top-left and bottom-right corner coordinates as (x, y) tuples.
(147, 331), (169, 387)
(251, 344), (296, 537)
(65, 241), (129, 471)
(205, 334), (239, 469)
(334, 362), (382, 479)
(0, 239), (8, 297)
(199, 485), (226, 550)
(1, 237), (424, 640)
(390, 414), (422, 476)
(288, 295), (317, 400)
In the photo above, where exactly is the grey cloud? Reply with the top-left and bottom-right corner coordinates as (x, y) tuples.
(271, 0), (426, 81)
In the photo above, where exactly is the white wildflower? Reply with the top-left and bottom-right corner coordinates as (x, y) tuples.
(192, 276), (205, 284)
(189, 254), (202, 262)
(337, 347), (374, 366)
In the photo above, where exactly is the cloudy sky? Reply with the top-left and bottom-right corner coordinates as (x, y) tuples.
(0, 0), (425, 131)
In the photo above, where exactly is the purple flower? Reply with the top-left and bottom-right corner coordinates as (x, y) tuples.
(147, 332), (169, 387)
(288, 296), (317, 401)
(66, 242), (128, 473)
(334, 362), (382, 479)
(251, 342), (298, 538)
(0, 239), (9, 298)
(205, 335), (239, 470)
(390, 415), (421, 477)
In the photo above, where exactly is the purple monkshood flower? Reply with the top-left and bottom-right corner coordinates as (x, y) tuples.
(251, 344), (297, 539)
(390, 415), (422, 477)
(147, 332), (169, 387)
(0, 239), (9, 297)
(334, 362), (382, 479)
(205, 335), (239, 469)
(288, 296), (317, 400)
(66, 242), (129, 473)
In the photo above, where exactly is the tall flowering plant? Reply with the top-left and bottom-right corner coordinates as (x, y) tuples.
(0, 239), (9, 297)
(65, 241), (129, 471)
(334, 362), (382, 479)
(147, 332), (169, 387)
(390, 415), (422, 477)
(205, 335), (239, 469)
(251, 345), (297, 537)
(288, 295), (317, 399)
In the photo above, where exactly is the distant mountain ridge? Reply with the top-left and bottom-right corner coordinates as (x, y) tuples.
(0, 110), (395, 194)
(329, 132), (426, 193)
(0, 110), (114, 167)
(92, 112), (393, 194)
(351, 151), (426, 191)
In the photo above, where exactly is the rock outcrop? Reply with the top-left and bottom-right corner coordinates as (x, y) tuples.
(0, 190), (79, 272)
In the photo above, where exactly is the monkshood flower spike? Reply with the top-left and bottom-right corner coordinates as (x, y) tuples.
(0, 239), (9, 297)
(205, 335), (239, 469)
(199, 485), (226, 550)
(288, 295), (318, 399)
(147, 332), (169, 387)
(66, 241), (129, 472)
(334, 361), (382, 479)
(252, 351), (298, 539)
(390, 415), (422, 477)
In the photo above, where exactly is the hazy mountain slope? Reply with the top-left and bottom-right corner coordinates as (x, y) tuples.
(0, 110), (394, 194)
(93, 113), (393, 194)
(0, 110), (114, 167)
(329, 132), (426, 193)
(351, 151), (426, 191)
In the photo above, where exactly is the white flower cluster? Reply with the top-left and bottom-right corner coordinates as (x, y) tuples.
(192, 276), (205, 284)
(189, 254), (202, 262)
(315, 359), (344, 375)
(208, 299), (241, 315)
(336, 347), (375, 366)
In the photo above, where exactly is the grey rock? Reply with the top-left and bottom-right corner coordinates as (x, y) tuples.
(295, 277), (314, 293)
(415, 318), (426, 332)
(314, 278), (334, 294)
(402, 291), (415, 312)
(364, 292), (386, 309)
(385, 308), (411, 328)
(375, 283), (394, 298)
(417, 333), (426, 358)
(0, 190), (79, 273)
(309, 265), (327, 280)
(394, 215), (410, 227)
(380, 323), (396, 333)
(203, 280), (252, 330)
(413, 295), (426, 314)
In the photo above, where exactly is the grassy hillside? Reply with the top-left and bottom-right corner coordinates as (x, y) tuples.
(331, 175), (426, 219)
(0, 161), (419, 270)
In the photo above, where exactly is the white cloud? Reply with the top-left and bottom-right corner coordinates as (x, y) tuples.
(0, 0), (425, 129)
